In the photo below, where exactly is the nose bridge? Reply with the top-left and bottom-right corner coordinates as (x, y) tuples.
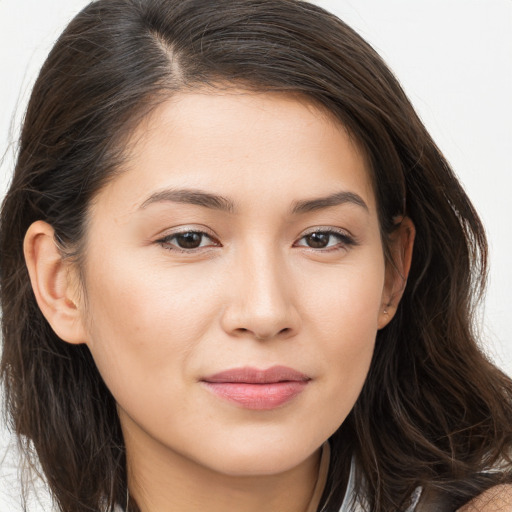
(221, 239), (299, 340)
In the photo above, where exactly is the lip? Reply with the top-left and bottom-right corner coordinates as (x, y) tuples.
(201, 366), (310, 410)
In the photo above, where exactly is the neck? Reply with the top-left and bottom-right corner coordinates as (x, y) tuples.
(123, 419), (324, 512)
(128, 449), (322, 512)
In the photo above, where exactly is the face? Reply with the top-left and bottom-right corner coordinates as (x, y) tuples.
(78, 90), (397, 477)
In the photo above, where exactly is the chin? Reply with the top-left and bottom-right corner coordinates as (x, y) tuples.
(196, 438), (321, 477)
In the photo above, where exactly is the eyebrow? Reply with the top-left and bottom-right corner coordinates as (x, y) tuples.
(139, 188), (368, 214)
(140, 188), (235, 213)
(291, 191), (369, 214)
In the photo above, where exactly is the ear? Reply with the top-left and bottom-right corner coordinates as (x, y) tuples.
(378, 217), (415, 329)
(23, 220), (87, 344)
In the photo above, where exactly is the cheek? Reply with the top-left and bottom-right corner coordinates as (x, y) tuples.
(298, 254), (384, 412)
(80, 250), (218, 408)
(300, 250), (385, 341)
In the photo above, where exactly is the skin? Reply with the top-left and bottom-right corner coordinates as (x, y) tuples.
(24, 90), (414, 512)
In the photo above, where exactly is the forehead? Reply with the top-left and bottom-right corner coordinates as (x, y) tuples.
(94, 89), (376, 215)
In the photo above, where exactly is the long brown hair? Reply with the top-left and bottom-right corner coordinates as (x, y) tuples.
(1, 1), (511, 511)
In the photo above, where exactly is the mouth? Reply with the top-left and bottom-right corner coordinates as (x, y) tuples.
(201, 366), (310, 410)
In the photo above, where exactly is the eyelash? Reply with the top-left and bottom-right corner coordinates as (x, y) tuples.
(156, 228), (357, 253)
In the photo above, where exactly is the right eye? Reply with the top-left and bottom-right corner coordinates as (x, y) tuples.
(157, 230), (220, 252)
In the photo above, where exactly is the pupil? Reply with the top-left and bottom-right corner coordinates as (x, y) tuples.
(177, 232), (202, 249)
(307, 233), (329, 248)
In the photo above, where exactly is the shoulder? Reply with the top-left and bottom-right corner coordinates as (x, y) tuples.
(456, 484), (512, 511)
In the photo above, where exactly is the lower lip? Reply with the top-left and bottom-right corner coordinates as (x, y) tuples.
(202, 381), (308, 410)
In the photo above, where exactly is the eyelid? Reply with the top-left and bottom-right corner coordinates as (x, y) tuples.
(155, 224), (219, 240)
(299, 226), (354, 238)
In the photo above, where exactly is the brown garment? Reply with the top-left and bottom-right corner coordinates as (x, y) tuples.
(415, 485), (512, 512)
(457, 485), (512, 512)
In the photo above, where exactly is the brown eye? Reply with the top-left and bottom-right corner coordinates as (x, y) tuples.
(295, 229), (356, 251)
(304, 232), (330, 248)
(175, 232), (203, 249)
(158, 231), (219, 251)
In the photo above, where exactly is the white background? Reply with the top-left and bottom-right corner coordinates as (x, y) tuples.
(1, 1), (511, 510)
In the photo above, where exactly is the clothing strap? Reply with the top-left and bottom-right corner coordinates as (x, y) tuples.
(306, 442), (331, 512)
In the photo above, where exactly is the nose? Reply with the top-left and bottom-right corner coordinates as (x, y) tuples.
(220, 246), (301, 341)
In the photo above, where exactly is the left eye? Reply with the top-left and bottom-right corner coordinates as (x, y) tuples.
(295, 230), (353, 249)
(158, 231), (218, 251)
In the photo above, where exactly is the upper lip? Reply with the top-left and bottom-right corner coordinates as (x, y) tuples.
(202, 365), (310, 384)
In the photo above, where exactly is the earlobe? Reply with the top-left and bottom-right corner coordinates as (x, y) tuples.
(23, 220), (87, 344)
(378, 217), (415, 329)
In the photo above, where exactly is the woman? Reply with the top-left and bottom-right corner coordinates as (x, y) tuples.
(1, 0), (511, 511)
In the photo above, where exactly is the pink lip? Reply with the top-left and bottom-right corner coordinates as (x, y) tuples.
(201, 366), (310, 410)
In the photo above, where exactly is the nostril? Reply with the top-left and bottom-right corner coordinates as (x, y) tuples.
(232, 327), (292, 340)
